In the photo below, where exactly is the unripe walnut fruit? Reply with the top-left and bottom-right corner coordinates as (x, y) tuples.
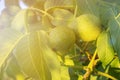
(77, 14), (101, 41)
(49, 27), (75, 52)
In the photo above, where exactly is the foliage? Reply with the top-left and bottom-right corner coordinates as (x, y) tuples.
(0, 0), (120, 80)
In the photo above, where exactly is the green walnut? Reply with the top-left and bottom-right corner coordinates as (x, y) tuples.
(49, 27), (75, 52)
(76, 14), (101, 41)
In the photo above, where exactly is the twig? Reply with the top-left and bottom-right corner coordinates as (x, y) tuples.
(62, 64), (84, 70)
(83, 68), (91, 80)
(85, 51), (92, 60)
(83, 50), (97, 80)
(28, 7), (54, 19)
(25, 9), (29, 33)
(87, 50), (97, 71)
(83, 42), (89, 51)
(97, 71), (117, 80)
(74, 3), (78, 18)
(69, 54), (81, 59)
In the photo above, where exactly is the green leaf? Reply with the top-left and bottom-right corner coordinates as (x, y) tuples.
(14, 30), (61, 80)
(101, 0), (120, 6)
(97, 31), (114, 66)
(108, 67), (120, 79)
(97, 0), (120, 27)
(108, 8), (120, 59)
(69, 68), (78, 80)
(97, 2), (112, 27)
(44, 0), (74, 11)
(76, 0), (99, 16)
(0, 28), (23, 69)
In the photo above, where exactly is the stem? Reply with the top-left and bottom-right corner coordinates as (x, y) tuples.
(63, 64), (85, 70)
(25, 9), (29, 33)
(69, 54), (81, 59)
(85, 51), (92, 60)
(83, 50), (97, 80)
(73, 0), (78, 17)
(83, 68), (91, 80)
(115, 13), (120, 19)
(24, 7), (54, 33)
(28, 7), (54, 19)
(75, 43), (83, 53)
(87, 50), (97, 71)
(93, 59), (99, 67)
(97, 71), (117, 80)
(74, 3), (78, 18)
(83, 42), (89, 51)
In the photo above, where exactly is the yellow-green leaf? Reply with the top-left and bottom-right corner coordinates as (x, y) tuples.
(78, 75), (83, 80)
(41, 15), (54, 29)
(111, 57), (120, 68)
(44, 0), (74, 11)
(97, 31), (115, 66)
(64, 55), (74, 66)
(14, 30), (61, 80)
(0, 28), (23, 69)
(6, 55), (25, 79)
(11, 10), (27, 33)
(14, 31), (51, 80)
(61, 66), (70, 80)
(38, 31), (61, 80)
(51, 8), (74, 27)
